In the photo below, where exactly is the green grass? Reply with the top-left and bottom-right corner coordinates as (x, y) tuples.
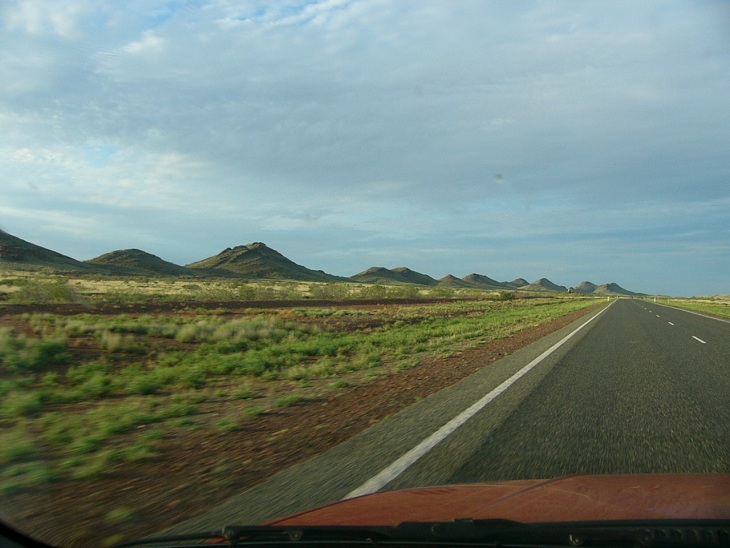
(213, 417), (240, 433)
(662, 299), (730, 319)
(0, 426), (38, 465)
(244, 405), (266, 418)
(232, 384), (256, 399)
(274, 394), (307, 407)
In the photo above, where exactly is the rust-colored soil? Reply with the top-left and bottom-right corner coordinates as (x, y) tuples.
(1, 302), (594, 547)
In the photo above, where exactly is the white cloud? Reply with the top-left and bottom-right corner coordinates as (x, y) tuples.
(121, 30), (165, 54)
(3, 0), (89, 38)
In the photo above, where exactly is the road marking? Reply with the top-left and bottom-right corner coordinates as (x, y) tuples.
(656, 315), (660, 317)
(344, 303), (613, 500)
(653, 303), (730, 325)
(692, 336), (707, 344)
(668, 322), (674, 326)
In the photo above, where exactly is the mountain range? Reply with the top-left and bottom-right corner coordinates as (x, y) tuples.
(0, 229), (645, 295)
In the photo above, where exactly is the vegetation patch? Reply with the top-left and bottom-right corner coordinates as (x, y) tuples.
(662, 298), (730, 319)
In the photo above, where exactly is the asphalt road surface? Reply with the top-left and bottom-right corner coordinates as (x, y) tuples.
(443, 299), (730, 482)
(162, 299), (730, 534)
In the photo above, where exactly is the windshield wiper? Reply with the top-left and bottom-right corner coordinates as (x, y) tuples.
(117, 519), (730, 547)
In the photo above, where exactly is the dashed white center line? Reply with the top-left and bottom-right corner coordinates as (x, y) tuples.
(692, 336), (707, 344)
(656, 315), (660, 318)
(668, 322), (674, 326)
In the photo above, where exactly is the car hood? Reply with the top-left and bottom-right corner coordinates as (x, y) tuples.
(269, 474), (730, 526)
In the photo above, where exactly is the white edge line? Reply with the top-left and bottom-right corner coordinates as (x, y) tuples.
(653, 302), (730, 325)
(692, 336), (707, 344)
(343, 303), (613, 500)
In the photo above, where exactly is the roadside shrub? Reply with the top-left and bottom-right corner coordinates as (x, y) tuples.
(232, 384), (256, 400)
(66, 361), (111, 383)
(176, 366), (207, 389)
(1, 461), (55, 492)
(386, 285), (421, 299)
(213, 417), (239, 433)
(244, 405), (265, 418)
(0, 330), (71, 373)
(359, 284), (387, 299)
(8, 277), (80, 304)
(309, 283), (350, 300)
(69, 435), (105, 455)
(121, 374), (162, 396)
(430, 287), (455, 299)
(41, 372), (62, 388)
(157, 403), (198, 418)
(0, 427), (38, 465)
(99, 331), (142, 353)
(75, 373), (114, 399)
(1, 391), (43, 417)
(275, 394), (306, 408)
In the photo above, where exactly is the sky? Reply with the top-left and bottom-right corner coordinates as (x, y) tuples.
(1, 0), (728, 297)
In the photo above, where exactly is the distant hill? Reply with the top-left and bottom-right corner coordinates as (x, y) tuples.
(574, 281), (598, 294)
(505, 278), (529, 288)
(350, 266), (436, 285)
(462, 273), (511, 290)
(86, 249), (195, 277)
(349, 267), (392, 284)
(187, 242), (345, 282)
(438, 274), (475, 288)
(570, 280), (643, 296)
(594, 282), (643, 296)
(521, 278), (568, 292)
(0, 230), (90, 272)
(390, 267), (439, 286)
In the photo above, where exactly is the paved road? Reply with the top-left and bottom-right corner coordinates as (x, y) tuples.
(161, 300), (729, 534)
(439, 299), (730, 483)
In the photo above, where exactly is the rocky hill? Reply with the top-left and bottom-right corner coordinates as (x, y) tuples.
(521, 278), (569, 292)
(349, 267), (438, 285)
(86, 249), (195, 277)
(187, 242), (345, 282)
(594, 282), (642, 296)
(570, 280), (642, 296)
(505, 278), (530, 288)
(574, 281), (598, 294)
(0, 230), (91, 272)
(462, 273), (511, 290)
(390, 267), (439, 286)
(436, 274), (472, 288)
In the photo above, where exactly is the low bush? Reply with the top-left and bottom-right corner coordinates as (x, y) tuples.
(1, 391), (43, 417)
(0, 427), (38, 465)
(275, 394), (306, 408)
(8, 277), (80, 305)
(0, 329), (72, 373)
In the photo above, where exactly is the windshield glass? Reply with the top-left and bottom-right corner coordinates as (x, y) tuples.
(1, 1), (728, 546)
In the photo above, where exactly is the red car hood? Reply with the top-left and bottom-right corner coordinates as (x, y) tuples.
(270, 474), (730, 526)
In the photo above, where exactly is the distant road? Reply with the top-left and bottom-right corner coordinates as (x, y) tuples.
(161, 299), (730, 534)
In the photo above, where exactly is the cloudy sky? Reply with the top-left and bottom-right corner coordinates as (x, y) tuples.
(1, 0), (728, 296)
